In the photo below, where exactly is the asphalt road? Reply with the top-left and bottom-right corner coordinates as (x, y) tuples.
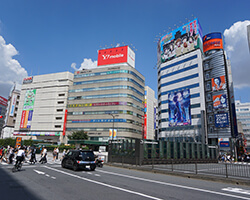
(1, 158), (250, 200)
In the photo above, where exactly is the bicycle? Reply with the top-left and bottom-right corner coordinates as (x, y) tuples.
(12, 160), (22, 172)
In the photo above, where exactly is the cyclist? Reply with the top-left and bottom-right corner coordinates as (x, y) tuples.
(15, 147), (25, 167)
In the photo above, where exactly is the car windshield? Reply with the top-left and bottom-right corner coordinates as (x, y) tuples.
(80, 151), (95, 161)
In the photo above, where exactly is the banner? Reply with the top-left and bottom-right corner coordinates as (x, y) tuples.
(213, 94), (227, 109)
(168, 89), (191, 126)
(214, 113), (229, 128)
(10, 94), (17, 117)
(212, 76), (226, 91)
(15, 137), (22, 148)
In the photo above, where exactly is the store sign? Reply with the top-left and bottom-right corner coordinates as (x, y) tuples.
(13, 132), (61, 136)
(214, 113), (229, 128)
(203, 32), (223, 53)
(97, 46), (135, 68)
(10, 94), (17, 117)
(0, 96), (8, 107)
(160, 18), (203, 63)
(218, 138), (230, 147)
(23, 77), (33, 84)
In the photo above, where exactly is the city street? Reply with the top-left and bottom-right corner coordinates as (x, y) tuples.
(1, 156), (250, 200)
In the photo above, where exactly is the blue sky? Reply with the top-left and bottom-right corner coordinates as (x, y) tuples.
(0, 0), (249, 102)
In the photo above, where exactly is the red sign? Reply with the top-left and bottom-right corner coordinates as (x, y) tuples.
(97, 46), (128, 66)
(20, 110), (26, 128)
(203, 33), (223, 53)
(63, 109), (68, 136)
(0, 96), (8, 107)
(144, 114), (147, 139)
(212, 76), (226, 91)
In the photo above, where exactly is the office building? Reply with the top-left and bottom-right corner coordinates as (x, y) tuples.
(1, 83), (21, 138)
(157, 19), (206, 142)
(0, 96), (8, 136)
(144, 86), (157, 140)
(14, 72), (74, 143)
(66, 46), (145, 143)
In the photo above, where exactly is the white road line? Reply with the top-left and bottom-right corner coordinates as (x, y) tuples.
(96, 169), (250, 200)
(51, 176), (56, 179)
(87, 172), (92, 175)
(94, 174), (101, 177)
(222, 188), (250, 195)
(44, 166), (162, 200)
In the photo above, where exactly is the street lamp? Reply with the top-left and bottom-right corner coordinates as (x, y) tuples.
(108, 113), (118, 140)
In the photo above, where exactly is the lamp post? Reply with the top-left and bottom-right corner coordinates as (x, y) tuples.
(108, 113), (118, 140)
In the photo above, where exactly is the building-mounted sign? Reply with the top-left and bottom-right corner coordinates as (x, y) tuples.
(97, 46), (135, 68)
(203, 32), (223, 53)
(23, 77), (33, 84)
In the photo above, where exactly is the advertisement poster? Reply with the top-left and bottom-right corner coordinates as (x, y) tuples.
(218, 138), (230, 148)
(213, 94), (227, 109)
(10, 94), (17, 117)
(168, 89), (191, 126)
(160, 18), (203, 63)
(212, 76), (226, 91)
(214, 113), (229, 128)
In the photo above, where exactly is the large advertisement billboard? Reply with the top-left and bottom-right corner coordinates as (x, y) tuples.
(20, 89), (36, 129)
(203, 32), (223, 53)
(160, 18), (203, 63)
(213, 94), (227, 109)
(212, 76), (226, 91)
(214, 113), (229, 128)
(0, 96), (8, 107)
(168, 89), (191, 127)
(97, 46), (135, 68)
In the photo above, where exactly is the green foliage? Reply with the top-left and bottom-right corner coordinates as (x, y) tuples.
(23, 138), (36, 146)
(0, 138), (16, 147)
(68, 130), (89, 140)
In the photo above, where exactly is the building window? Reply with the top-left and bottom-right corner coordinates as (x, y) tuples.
(57, 109), (63, 112)
(56, 117), (62, 120)
(57, 101), (64, 104)
(55, 125), (61, 128)
(205, 72), (210, 80)
(58, 94), (65, 96)
(207, 93), (212, 101)
(206, 82), (211, 90)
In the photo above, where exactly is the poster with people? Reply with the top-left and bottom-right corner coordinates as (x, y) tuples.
(213, 94), (227, 109)
(160, 18), (203, 63)
(168, 89), (191, 127)
(212, 76), (226, 91)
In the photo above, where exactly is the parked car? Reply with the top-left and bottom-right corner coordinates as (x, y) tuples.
(61, 150), (96, 171)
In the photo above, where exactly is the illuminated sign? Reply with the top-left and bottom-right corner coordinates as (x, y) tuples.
(218, 138), (230, 147)
(160, 18), (203, 63)
(203, 32), (223, 53)
(97, 46), (135, 68)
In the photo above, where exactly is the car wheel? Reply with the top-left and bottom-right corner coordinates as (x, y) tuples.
(90, 165), (96, 171)
(73, 163), (78, 171)
(61, 160), (66, 168)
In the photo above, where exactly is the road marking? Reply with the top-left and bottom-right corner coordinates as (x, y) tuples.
(44, 166), (162, 200)
(34, 169), (45, 175)
(222, 187), (250, 195)
(87, 172), (92, 175)
(51, 176), (56, 179)
(46, 174), (50, 177)
(96, 169), (250, 200)
(94, 174), (101, 177)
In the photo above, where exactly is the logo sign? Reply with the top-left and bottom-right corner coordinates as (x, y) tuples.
(213, 94), (227, 109)
(15, 137), (22, 148)
(215, 113), (229, 128)
(212, 76), (226, 91)
(218, 138), (230, 147)
(23, 77), (33, 84)
(203, 32), (223, 53)
(168, 89), (191, 127)
(97, 46), (135, 67)
(160, 18), (203, 63)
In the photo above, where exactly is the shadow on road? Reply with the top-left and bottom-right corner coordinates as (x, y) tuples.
(0, 166), (42, 200)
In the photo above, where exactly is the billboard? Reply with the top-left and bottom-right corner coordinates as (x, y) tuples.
(213, 94), (227, 109)
(168, 89), (191, 127)
(20, 89), (36, 129)
(10, 94), (17, 117)
(97, 46), (135, 68)
(0, 96), (8, 107)
(203, 32), (223, 53)
(214, 113), (229, 128)
(23, 76), (33, 84)
(160, 18), (203, 63)
(212, 76), (226, 91)
(218, 138), (230, 148)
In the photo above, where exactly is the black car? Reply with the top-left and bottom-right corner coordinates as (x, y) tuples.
(61, 150), (96, 171)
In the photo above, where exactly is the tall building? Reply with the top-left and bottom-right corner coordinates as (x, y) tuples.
(235, 100), (250, 152)
(157, 19), (206, 142)
(14, 72), (74, 143)
(66, 46), (145, 143)
(144, 86), (157, 140)
(1, 83), (21, 138)
(0, 96), (8, 136)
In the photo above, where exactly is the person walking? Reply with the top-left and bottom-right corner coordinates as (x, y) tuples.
(52, 148), (57, 162)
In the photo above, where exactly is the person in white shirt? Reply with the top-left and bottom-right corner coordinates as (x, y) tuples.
(15, 147), (25, 166)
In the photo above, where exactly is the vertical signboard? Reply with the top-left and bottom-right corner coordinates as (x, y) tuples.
(211, 76), (226, 91)
(63, 109), (68, 136)
(10, 94), (17, 117)
(214, 113), (229, 128)
(144, 114), (147, 139)
(20, 89), (36, 129)
(168, 89), (191, 126)
(203, 32), (223, 53)
(109, 129), (113, 140)
(15, 137), (22, 148)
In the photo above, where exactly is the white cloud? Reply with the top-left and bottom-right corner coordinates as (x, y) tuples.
(0, 35), (28, 98)
(224, 20), (250, 89)
(71, 58), (97, 71)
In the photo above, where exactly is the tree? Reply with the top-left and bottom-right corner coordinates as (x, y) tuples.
(68, 130), (89, 140)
